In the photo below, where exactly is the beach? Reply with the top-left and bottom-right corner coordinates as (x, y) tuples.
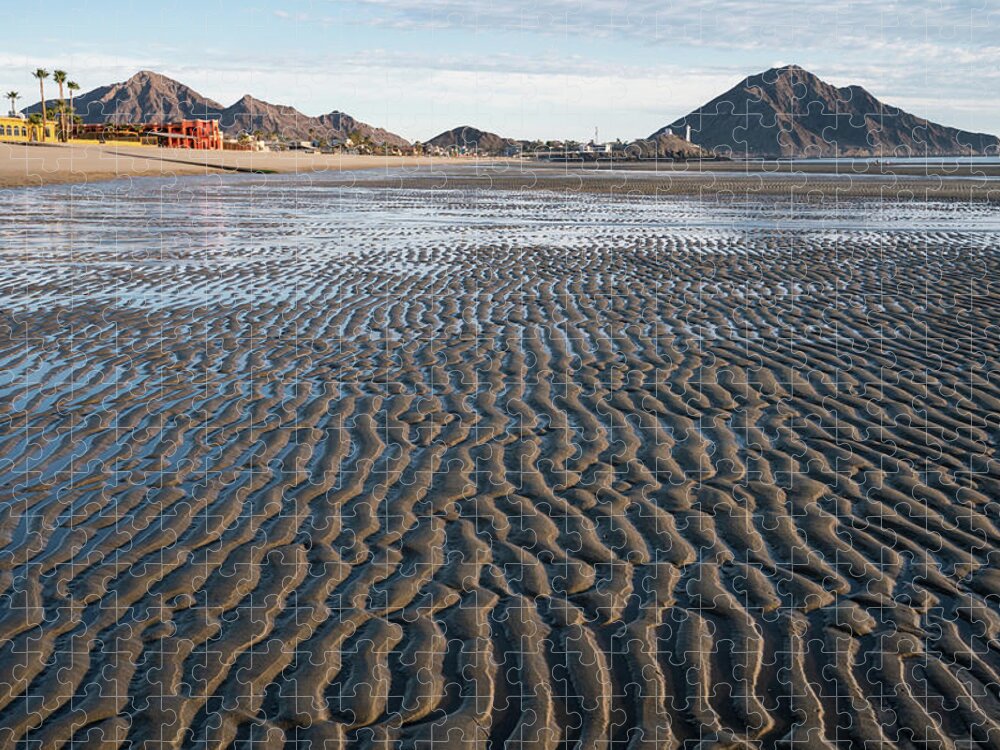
(0, 142), (498, 189)
(4, 142), (1000, 201)
(0, 179), (997, 747)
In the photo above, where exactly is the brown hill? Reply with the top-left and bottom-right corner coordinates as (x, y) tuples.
(653, 65), (1000, 158)
(23, 70), (223, 124)
(218, 96), (409, 146)
(218, 95), (315, 139)
(25, 70), (409, 146)
(314, 111), (410, 148)
(425, 126), (514, 154)
(627, 133), (706, 159)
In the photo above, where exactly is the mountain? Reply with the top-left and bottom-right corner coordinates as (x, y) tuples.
(24, 70), (223, 124)
(217, 95), (315, 139)
(652, 65), (999, 158)
(217, 96), (409, 146)
(425, 126), (514, 154)
(24, 70), (409, 146)
(314, 111), (409, 148)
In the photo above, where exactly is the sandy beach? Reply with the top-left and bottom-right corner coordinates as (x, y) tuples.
(0, 142), (500, 188)
(4, 142), (1000, 202)
(0, 180), (997, 748)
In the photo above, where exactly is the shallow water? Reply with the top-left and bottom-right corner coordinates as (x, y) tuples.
(3, 179), (1000, 313)
(0, 181), (998, 749)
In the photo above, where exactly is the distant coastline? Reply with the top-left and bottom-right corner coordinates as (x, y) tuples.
(3, 142), (998, 201)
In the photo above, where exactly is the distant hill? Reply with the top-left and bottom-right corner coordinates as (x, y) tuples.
(23, 70), (223, 124)
(627, 133), (706, 159)
(24, 70), (409, 146)
(218, 94), (313, 139)
(425, 126), (514, 154)
(218, 95), (409, 146)
(314, 111), (409, 149)
(653, 65), (1000, 158)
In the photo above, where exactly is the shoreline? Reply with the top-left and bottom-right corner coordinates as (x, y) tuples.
(3, 142), (999, 200)
(0, 142), (509, 189)
(297, 163), (1000, 202)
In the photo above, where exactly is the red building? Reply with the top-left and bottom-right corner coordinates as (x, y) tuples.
(71, 120), (223, 150)
(155, 119), (223, 150)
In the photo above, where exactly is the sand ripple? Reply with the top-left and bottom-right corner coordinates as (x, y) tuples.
(0, 183), (998, 748)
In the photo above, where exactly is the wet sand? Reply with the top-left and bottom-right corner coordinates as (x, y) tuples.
(4, 142), (1000, 202)
(533, 157), (1000, 178)
(339, 160), (1000, 201)
(0, 182), (998, 748)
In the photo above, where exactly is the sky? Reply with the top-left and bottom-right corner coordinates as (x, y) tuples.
(2, 0), (998, 143)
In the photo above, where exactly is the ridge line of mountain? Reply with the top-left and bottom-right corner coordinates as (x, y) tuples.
(22, 66), (999, 157)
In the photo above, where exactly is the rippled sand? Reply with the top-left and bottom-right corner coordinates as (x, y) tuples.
(1, 181), (998, 748)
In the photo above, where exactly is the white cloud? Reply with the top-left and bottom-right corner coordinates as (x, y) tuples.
(3, 1), (997, 139)
(330, 0), (998, 52)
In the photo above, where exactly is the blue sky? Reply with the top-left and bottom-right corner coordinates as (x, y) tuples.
(3, 0), (998, 142)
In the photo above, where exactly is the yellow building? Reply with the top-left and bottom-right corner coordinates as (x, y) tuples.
(0, 115), (56, 143)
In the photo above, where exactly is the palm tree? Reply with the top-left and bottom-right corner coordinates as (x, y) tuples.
(50, 101), (69, 134)
(53, 70), (67, 140)
(32, 69), (49, 140)
(67, 81), (79, 138)
(5, 91), (19, 117)
(26, 112), (42, 140)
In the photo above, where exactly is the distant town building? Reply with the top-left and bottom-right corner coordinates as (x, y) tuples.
(152, 120), (223, 150)
(0, 114), (55, 143)
(70, 119), (223, 149)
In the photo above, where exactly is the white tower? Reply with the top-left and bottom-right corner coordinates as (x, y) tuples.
(686, 124), (692, 142)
